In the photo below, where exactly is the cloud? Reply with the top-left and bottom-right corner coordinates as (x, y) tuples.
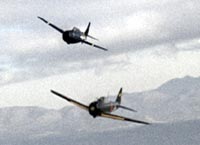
(0, 49), (200, 109)
(0, 0), (200, 85)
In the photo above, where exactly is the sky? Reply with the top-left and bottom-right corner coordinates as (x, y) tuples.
(0, 0), (200, 108)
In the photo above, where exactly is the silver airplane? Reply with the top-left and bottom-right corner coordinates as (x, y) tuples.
(51, 88), (150, 125)
(38, 16), (108, 51)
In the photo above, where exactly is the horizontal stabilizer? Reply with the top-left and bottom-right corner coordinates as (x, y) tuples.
(87, 35), (99, 41)
(118, 105), (137, 112)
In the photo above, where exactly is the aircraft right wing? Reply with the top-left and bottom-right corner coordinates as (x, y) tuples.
(38, 16), (64, 34)
(81, 40), (108, 51)
(100, 112), (150, 125)
(51, 90), (89, 111)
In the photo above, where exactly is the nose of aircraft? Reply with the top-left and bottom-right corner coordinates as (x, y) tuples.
(89, 102), (101, 118)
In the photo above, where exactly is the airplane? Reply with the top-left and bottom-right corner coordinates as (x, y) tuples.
(37, 16), (108, 51)
(50, 88), (150, 125)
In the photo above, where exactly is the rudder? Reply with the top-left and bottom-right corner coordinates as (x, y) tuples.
(116, 88), (122, 104)
(84, 22), (91, 36)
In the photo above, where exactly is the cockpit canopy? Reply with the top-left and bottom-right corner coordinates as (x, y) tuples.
(70, 27), (82, 38)
(72, 27), (80, 32)
(98, 96), (109, 103)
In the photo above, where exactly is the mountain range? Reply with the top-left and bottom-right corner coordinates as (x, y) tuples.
(0, 75), (200, 145)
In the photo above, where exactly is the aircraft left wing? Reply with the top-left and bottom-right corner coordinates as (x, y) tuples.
(100, 112), (150, 125)
(51, 90), (89, 111)
(38, 16), (64, 34)
(81, 40), (108, 51)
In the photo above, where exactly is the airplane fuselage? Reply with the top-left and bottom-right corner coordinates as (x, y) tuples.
(62, 28), (84, 44)
(38, 16), (107, 51)
(50, 89), (150, 125)
(88, 97), (119, 118)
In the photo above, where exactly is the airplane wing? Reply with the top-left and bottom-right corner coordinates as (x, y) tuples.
(51, 90), (89, 111)
(81, 40), (108, 51)
(38, 16), (64, 34)
(100, 112), (150, 125)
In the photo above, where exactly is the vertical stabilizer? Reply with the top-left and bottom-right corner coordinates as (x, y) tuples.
(84, 22), (91, 36)
(116, 88), (122, 104)
(84, 22), (99, 40)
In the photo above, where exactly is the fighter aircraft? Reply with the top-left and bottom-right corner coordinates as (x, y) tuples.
(50, 88), (150, 125)
(37, 16), (107, 51)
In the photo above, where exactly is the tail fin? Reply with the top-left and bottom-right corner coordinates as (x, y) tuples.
(84, 22), (91, 36)
(84, 22), (99, 40)
(116, 88), (122, 104)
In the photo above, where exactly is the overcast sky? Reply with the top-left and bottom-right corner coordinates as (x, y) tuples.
(0, 0), (200, 108)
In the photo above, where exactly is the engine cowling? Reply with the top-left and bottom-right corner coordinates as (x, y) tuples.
(88, 101), (101, 118)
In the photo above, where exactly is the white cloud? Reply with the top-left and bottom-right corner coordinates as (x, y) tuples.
(0, 0), (200, 97)
(0, 46), (199, 109)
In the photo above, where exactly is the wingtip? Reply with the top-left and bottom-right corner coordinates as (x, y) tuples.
(50, 89), (55, 94)
(143, 121), (151, 125)
(145, 122), (151, 125)
(37, 16), (48, 23)
(132, 110), (137, 112)
(37, 16), (42, 19)
(102, 47), (108, 51)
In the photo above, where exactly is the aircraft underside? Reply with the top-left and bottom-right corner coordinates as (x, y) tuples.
(62, 31), (81, 44)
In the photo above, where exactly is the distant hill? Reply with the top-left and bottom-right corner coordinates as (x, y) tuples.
(123, 76), (200, 122)
(157, 76), (200, 96)
(0, 114), (199, 145)
(70, 120), (200, 145)
(0, 76), (200, 144)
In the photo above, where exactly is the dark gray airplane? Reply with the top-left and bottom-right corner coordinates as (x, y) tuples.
(51, 88), (150, 125)
(38, 16), (107, 51)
